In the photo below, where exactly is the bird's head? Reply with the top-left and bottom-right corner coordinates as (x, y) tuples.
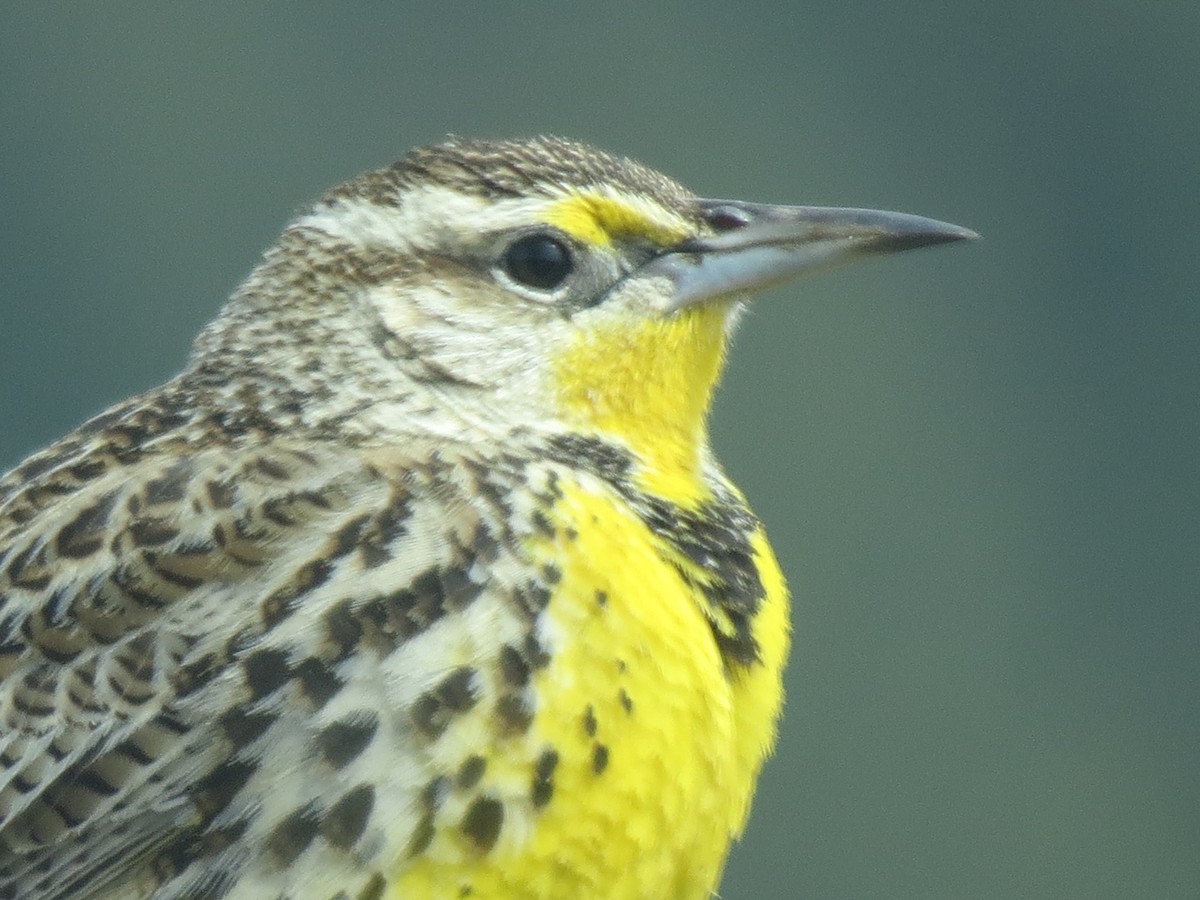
(191, 136), (973, 487)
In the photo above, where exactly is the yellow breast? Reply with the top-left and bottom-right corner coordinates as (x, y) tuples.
(390, 469), (789, 899)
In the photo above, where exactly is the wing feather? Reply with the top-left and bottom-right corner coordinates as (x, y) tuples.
(0, 433), (370, 897)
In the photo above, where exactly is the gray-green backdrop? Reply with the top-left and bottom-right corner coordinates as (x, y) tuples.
(2, 4), (1196, 898)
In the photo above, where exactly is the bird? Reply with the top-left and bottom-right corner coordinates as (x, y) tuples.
(0, 136), (975, 899)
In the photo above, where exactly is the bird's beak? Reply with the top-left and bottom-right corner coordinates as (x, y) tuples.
(647, 199), (978, 311)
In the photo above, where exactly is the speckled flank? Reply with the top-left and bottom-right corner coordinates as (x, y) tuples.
(384, 456), (786, 899)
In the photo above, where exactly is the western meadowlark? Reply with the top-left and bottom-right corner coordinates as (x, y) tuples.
(0, 136), (974, 899)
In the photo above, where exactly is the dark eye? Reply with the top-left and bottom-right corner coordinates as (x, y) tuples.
(502, 233), (573, 290)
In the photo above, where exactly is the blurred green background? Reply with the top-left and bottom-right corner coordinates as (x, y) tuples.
(2, 4), (1197, 898)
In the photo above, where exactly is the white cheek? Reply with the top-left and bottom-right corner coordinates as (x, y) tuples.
(360, 280), (563, 406)
(598, 273), (678, 318)
(366, 280), (449, 337)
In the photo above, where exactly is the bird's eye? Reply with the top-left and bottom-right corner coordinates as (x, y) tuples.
(502, 234), (573, 290)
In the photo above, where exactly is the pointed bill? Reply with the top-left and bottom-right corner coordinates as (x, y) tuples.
(647, 199), (978, 311)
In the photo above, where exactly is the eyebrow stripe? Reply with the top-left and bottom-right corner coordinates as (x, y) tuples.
(544, 193), (690, 248)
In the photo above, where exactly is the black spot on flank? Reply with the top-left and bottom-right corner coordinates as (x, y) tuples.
(512, 583), (552, 620)
(252, 456), (292, 481)
(457, 755), (487, 790)
(374, 586), (438, 646)
(358, 873), (386, 900)
(364, 499), (409, 565)
(437, 667), (479, 711)
(592, 744), (610, 775)
(318, 716), (378, 769)
(530, 509), (554, 538)
(468, 522), (500, 562)
(462, 796), (504, 853)
(353, 564), (482, 656)
(543, 469), (563, 501)
(267, 803), (321, 865)
(322, 784), (375, 850)
(260, 558), (335, 628)
(205, 479), (237, 509)
(323, 598), (364, 659)
(407, 814), (435, 858)
(332, 497), (411, 570)
(219, 708), (276, 749)
(618, 688), (634, 714)
(295, 657), (344, 709)
(595, 590), (608, 608)
(582, 705), (598, 738)
(541, 564), (562, 585)
(261, 496), (298, 527)
(332, 514), (372, 558)
(498, 644), (530, 687)
(410, 568), (450, 611)
(242, 647), (291, 700)
(407, 776), (447, 857)
(143, 464), (190, 504)
(523, 633), (551, 669)
(470, 473), (515, 521)
(531, 748), (559, 809)
(259, 590), (295, 631)
(494, 694), (532, 736)
(436, 566), (482, 619)
(412, 668), (479, 739)
(411, 693), (447, 740)
(421, 775), (450, 811)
